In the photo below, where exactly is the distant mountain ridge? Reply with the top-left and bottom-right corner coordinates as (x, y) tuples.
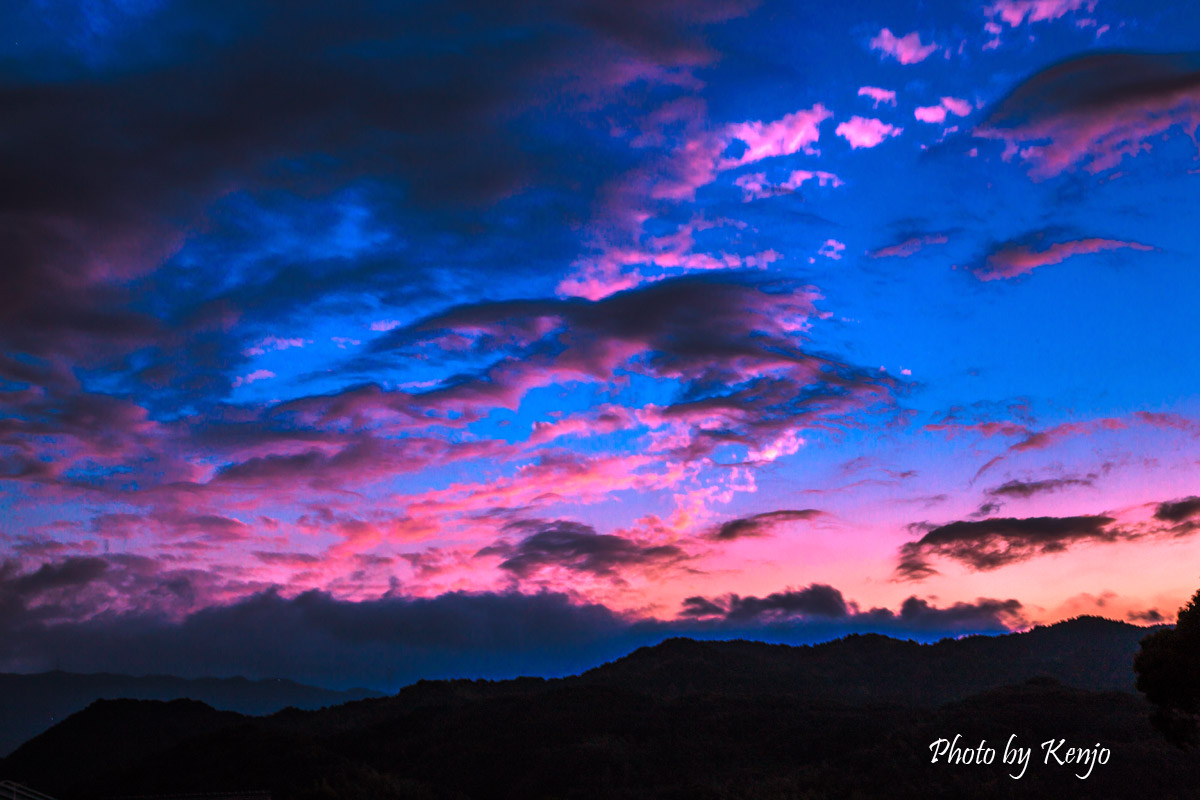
(0, 671), (383, 757)
(579, 614), (1162, 703)
(1, 615), (1184, 799)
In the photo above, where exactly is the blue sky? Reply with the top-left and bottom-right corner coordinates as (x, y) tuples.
(2, 0), (1199, 686)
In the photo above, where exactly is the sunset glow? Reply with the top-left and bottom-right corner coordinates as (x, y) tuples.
(2, 0), (1200, 688)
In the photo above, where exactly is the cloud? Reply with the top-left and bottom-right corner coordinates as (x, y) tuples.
(0, 558), (1031, 688)
(0, 564), (640, 687)
(720, 105), (834, 168)
(378, 453), (690, 547)
(208, 436), (506, 493)
(1154, 496), (1200, 523)
(986, 0), (1094, 28)
(914, 97), (972, 124)
(1133, 411), (1200, 434)
(232, 369), (275, 388)
(886, 596), (1026, 631)
(973, 236), (1153, 280)
(986, 477), (1093, 498)
(679, 584), (1026, 633)
(559, 98), (833, 299)
(243, 337), (308, 357)
(528, 406), (638, 445)
(709, 509), (824, 541)
(952, 410), (1192, 482)
(477, 519), (686, 579)
(1153, 496), (1200, 535)
(1009, 420), (1122, 453)
(868, 234), (949, 259)
(0, 0), (756, 382)
(722, 584), (850, 620)
(941, 97), (973, 117)
(869, 28), (938, 65)
(975, 52), (1200, 179)
(0, 555), (237, 631)
(818, 239), (846, 260)
(353, 273), (894, 459)
(680, 595), (728, 617)
(858, 86), (897, 107)
(915, 106), (949, 125)
(734, 169), (842, 201)
(835, 116), (903, 149)
(896, 515), (1119, 579)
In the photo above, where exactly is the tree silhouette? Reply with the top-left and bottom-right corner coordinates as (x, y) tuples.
(1135, 588), (1200, 747)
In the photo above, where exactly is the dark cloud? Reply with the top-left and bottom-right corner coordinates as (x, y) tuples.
(0, 557), (1029, 688)
(680, 595), (727, 617)
(297, 273), (898, 456)
(676, 585), (1025, 634)
(0, 555), (230, 634)
(896, 515), (1118, 580)
(885, 596), (1025, 631)
(373, 273), (814, 373)
(971, 501), (1003, 518)
(724, 584), (849, 620)
(986, 477), (1092, 499)
(1152, 496), (1200, 537)
(0, 0), (752, 388)
(477, 520), (686, 579)
(1154, 496), (1200, 523)
(710, 509), (824, 541)
(975, 51), (1200, 178)
(1, 556), (109, 598)
(0, 562), (639, 687)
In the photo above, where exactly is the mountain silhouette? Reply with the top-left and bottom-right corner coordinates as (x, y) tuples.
(0, 672), (382, 757)
(4, 616), (1196, 799)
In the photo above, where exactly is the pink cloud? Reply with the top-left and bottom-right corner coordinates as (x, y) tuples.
(858, 86), (897, 107)
(747, 430), (805, 463)
(407, 453), (689, 524)
(581, 220), (779, 273)
(914, 105), (948, 124)
(243, 337), (309, 356)
(559, 103), (832, 299)
(734, 169), (843, 200)
(818, 239), (846, 260)
(719, 105), (834, 168)
(628, 103), (834, 204)
(915, 97), (973, 124)
(974, 238), (1153, 281)
(528, 406), (639, 445)
(232, 369), (276, 388)
(869, 28), (938, 65)
(986, 0), (1094, 27)
(941, 97), (973, 117)
(835, 116), (903, 149)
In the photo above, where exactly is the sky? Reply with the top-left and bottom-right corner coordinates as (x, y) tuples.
(3, 0), (1200, 689)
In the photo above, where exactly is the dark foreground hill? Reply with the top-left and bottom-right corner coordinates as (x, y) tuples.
(0, 671), (383, 756)
(4, 616), (1196, 799)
